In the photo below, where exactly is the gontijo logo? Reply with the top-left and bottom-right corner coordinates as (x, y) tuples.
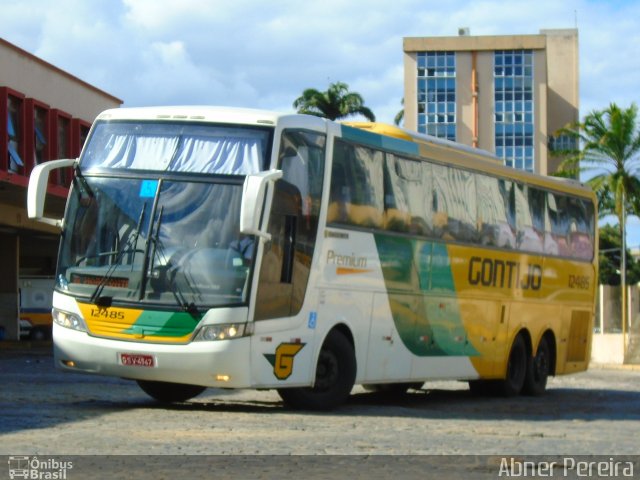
(263, 343), (306, 380)
(468, 256), (542, 291)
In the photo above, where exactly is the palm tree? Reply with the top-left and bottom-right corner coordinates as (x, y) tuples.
(293, 82), (375, 121)
(394, 98), (404, 126)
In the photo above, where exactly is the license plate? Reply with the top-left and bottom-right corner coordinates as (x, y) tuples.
(119, 353), (156, 367)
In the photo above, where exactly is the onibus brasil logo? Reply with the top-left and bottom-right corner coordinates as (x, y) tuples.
(8, 456), (73, 479)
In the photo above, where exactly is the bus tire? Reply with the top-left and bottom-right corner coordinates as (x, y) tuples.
(277, 329), (356, 410)
(136, 380), (206, 403)
(497, 333), (527, 397)
(523, 335), (551, 396)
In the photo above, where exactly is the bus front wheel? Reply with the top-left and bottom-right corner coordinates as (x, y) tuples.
(137, 380), (206, 403)
(277, 329), (356, 410)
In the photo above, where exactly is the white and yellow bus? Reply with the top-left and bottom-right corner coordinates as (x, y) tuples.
(27, 107), (597, 410)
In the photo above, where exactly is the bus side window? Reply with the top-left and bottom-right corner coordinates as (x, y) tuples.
(280, 146), (310, 216)
(383, 155), (412, 234)
(528, 187), (550, 254)
(432, 164), (477, 242)
(329, 140), (383, 229)
(349, 146), (384, 228)
(583, 200), (595, 258)
(448, 168), (477, 243)
(515, 184), (543, 253)
(547, 193), (570, 257)
(431, 164), (450, 239)
(327, 144), (350, 224)
(477, 175), (515, 249)
(568, 197), (594, 260)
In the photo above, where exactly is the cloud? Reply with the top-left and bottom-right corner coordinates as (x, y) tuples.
(0, 0), (638, 123)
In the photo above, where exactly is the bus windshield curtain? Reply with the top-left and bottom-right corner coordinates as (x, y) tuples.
(83, 131), (265, 175)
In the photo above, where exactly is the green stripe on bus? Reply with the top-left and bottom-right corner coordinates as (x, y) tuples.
(123, 310), (200, 338)
(374, 234), (479, 357)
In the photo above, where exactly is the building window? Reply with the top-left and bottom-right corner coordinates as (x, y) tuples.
(51, 110), (72, 187)
(548, 134), (577, 153)
(7, 95), (24, 173)
(494, 50), (534, 172)
(417, 51), (456, 141)
(34, 106), (48, 165)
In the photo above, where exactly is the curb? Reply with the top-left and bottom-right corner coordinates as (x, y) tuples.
(589, 363), (640, 371)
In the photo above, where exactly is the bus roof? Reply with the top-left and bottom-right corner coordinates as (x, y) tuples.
(343, 121), (499, 162)
(95, 106), (303, 128)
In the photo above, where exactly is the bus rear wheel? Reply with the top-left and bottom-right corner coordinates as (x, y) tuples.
(278, 330), (356, 410)
(137, 380), (206, 403)
(498, 333), (528, 397)
(523, 336), (551, 396)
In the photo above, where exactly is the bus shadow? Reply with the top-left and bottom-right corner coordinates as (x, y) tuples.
(127, 384), (640, 422)
(2, 384), (638, 439)
(342, 386), (640, 421)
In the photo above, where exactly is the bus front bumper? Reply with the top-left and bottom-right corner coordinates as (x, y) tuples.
(52, 324), (253, 388)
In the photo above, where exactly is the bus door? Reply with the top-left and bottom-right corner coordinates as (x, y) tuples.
(251, 129), (326, 386)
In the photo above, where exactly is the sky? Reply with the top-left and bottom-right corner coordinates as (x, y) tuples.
(2, 0), (640, 242)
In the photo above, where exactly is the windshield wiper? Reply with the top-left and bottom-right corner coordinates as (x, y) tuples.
(90, 204), (147, 307)
(148, 233), (201, 319)
(72, 165), (94, 202)
(139, 205), (163, 300)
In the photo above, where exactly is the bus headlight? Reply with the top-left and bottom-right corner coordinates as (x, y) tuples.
(52, 308), (87, 332)
(193, 323), (252, 341)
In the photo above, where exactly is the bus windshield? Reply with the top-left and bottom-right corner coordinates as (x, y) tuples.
(58, 175), (254, 309)
(55, 120), (274, 310)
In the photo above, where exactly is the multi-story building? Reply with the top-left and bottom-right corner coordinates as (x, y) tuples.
(0, 38), (121, 340)
(403, 29), (578, 175)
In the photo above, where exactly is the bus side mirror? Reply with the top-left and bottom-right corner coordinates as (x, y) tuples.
(27, 158), (77, 228)
(240, 169), (283, 241)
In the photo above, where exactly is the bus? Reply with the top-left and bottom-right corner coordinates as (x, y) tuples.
(19, 276), (55, 340)
(27, 106), (597, 410)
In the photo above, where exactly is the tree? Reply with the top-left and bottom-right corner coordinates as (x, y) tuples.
(598, 224), (640, 285)
(293, 82), (375, 121)
(394, 98), (404, 126)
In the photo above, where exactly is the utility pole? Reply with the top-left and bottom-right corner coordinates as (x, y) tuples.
(622, 189), (627, 362)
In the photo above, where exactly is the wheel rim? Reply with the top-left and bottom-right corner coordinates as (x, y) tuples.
(533, 342), (549, 382)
